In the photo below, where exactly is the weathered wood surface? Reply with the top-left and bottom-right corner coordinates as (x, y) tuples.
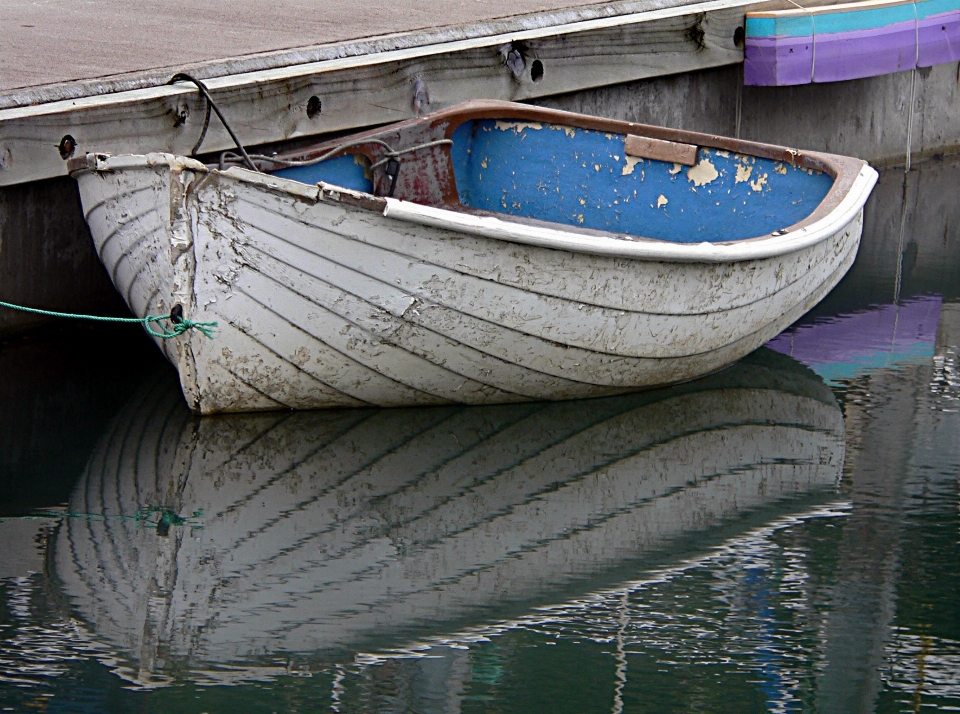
(2, 0), (760, 104)
(625, 134), (700, 164)
(4, 0), (653, 95)
(0, 0), (755, 188)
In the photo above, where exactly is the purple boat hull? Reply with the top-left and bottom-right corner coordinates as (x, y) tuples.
(745, 0), (960, 86)
(813, 22), (917, 82)
(744, 36), (814, 86)
(918, 11), (960, 65)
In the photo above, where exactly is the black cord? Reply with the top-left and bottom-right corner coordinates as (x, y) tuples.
(167, 72), (258, 172)
(191, 97), (212, 156)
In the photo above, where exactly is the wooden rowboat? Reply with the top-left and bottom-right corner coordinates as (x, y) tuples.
(53, 351), (843, 684)
(70, 100), (878, 413)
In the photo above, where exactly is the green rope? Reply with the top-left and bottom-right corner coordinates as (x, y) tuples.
(0, 300), (216, 339)
(1, 507), (204, 531)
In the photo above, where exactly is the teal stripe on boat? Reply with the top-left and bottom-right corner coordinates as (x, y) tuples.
(747, 1), (937, 38)
(815, 4), (916, 34)
(916, 0), (960, 20)
(746, 15), (814, 38)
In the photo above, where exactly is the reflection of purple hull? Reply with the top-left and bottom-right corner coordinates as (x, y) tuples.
(767, 296), (942, 382)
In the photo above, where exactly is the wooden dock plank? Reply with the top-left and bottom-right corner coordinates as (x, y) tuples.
(0, 0), (754, 187)
(4, 0), (723, 94)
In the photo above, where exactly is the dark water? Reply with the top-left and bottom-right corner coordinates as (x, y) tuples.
(1, 156), (958, 713)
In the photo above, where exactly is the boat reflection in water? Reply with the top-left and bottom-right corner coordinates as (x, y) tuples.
(53, 349), (844, 686)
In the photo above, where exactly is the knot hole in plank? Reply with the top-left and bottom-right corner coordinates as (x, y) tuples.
(500, 41), (543, 83)
(58, 135), (76, 160)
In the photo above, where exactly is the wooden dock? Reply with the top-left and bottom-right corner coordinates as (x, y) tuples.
(0, 0), (758, 187)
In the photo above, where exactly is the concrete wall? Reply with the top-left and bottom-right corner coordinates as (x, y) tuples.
(1, 62), (958, 333)
(852, 154), (960, 303)
(541, 61), (960, 167)
(0, 323), (163, 513)
(539, 64), (743, 138)
(0, 177), (126, 333)
(742, 62), (960, 167)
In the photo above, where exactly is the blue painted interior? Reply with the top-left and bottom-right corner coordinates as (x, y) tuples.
(272, 154), (373, 193)
(449, 120), (834, 243)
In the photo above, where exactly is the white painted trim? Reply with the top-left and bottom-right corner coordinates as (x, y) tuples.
(382, 164), (879, 263)
(87, 152), (209, 173)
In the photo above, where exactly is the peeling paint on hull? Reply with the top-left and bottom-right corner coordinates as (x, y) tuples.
(72, 102), (876, 414)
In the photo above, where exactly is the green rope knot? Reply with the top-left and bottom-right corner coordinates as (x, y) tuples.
(0, 299), (217, 339)
(144, 313), (218, 340)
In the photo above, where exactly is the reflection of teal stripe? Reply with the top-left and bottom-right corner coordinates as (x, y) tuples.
(807, 342), (935, 384)
(916, 0), (960, 20)
(747, 1), (945, 37)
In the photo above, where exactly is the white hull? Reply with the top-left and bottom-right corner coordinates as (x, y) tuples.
(54, 353), (843, 681)
(75, 147), (874, 413)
